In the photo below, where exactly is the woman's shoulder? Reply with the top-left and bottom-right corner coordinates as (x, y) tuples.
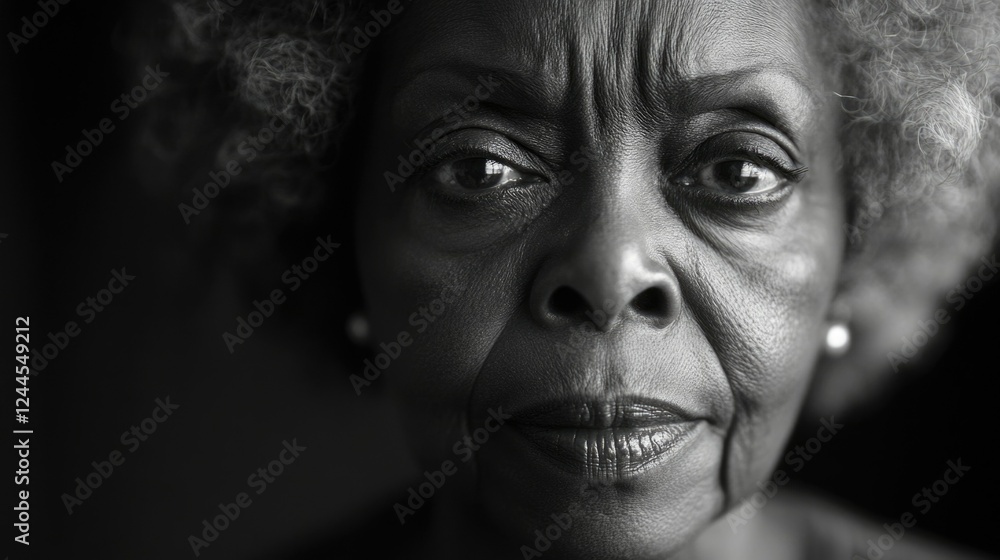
(764, 489), (995, 560)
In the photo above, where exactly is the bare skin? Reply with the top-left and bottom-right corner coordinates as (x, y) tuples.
(353, 0), (848, 557)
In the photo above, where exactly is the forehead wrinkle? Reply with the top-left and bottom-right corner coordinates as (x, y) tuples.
(527, 0), (696, 148)
(385, 0), (572, 121)
(516, 0), (769, 140)
(390, 0), (823, 144)
(633, 1), (710, 126)
(684, 0), (812, 73)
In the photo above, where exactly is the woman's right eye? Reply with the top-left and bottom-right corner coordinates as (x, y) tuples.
(430, 158), (539, 193)
(679, 159), (786, 195)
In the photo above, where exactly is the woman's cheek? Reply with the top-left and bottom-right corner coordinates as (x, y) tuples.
(678, 180), (844, 502)
(356, 197), (530, 469)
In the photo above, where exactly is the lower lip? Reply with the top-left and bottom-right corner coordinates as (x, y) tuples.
(512, 421), (701, 479)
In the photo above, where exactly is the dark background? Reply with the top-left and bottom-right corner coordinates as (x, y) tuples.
(4, 1), (998, 558)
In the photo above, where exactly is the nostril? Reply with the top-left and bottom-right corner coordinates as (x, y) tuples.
(549, 286), (589, 317)
(632, 287), (668, 318)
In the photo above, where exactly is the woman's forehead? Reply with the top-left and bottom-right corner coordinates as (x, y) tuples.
(381, 0), (826, 145)
(385, 0), (820, 90)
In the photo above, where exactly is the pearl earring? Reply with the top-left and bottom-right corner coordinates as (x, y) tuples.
(346, 311), (371, 346)
(825, 322), (851, 356)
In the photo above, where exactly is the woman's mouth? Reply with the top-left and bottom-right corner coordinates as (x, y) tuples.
(508, 399), (703, 479)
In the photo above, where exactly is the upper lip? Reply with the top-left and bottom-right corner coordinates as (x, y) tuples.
(510, 397), (696, 429)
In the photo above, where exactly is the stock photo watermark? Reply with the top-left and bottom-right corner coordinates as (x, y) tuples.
(223, 236), (340, 353)
(7, 0), (72, 54)
(727, 416), (844, 532)
(187, 439), (306, 556)
(60, 396), (180, 515)
(550, 145), (598, 190)
(852, 459), (971, 560)
(350, 283), (466, 395)
(51, 65), (169, 183)
(384, 75), (505, 192)
(30, 267), (136, 375)
(393, 407), (510, 524)
(178, 116), (288, 225)
(13, 435), (32, 545)
(338, 0), (413, 63)
(843, 192), (896, 246)
(519, 481), (610, 559)
(886, 254), (997, 372)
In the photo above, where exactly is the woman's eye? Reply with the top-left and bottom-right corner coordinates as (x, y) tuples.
(431, 158), (535, 192)
(683, 160), (784, 195)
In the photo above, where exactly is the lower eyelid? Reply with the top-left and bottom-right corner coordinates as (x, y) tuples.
(667, 174), (794, 205)
(705, 181), (793, 204)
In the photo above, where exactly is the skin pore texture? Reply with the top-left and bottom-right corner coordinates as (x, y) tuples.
(353, 0), (847, 558)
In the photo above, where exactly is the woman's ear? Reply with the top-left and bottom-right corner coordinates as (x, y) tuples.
(806, 283), (947, 418)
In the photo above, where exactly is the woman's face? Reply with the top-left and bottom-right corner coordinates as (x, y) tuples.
(355, 0), (845, 556)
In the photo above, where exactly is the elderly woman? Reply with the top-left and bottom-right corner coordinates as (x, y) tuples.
(137, 0), (1000, 558)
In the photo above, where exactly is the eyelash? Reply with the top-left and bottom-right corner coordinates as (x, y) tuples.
(677, 143), (807, 181)
(406, 137), (808, 212)
(739, 149), (809, 184)
(405, 144), (538, 187)
(668, 144), (808, 205)
(404, 146), (549, 214)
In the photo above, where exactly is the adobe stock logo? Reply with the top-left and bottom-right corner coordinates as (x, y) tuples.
(187, 439), (306, 557)
(727, 416), (844, 533)
(178, 116), (288, 225)
(7, 0), (72, 54)
(51, 65), (169, 183)
(519, 481), (610, 559)
(337, 0), (413, 63)
(393, 408), (511, 524)
(223, 236), (340, 353)
(852, 459), (971, 560)
(351, 283), (466, 395)
(886, 254), (997, 372)
(383, 75), (504, 192)
(61, 396), (180, 515)
(30, 267), (136, 375)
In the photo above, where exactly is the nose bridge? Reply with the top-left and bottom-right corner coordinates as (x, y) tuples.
(530, 174), (680, 331)
(574, 200), (654, 304)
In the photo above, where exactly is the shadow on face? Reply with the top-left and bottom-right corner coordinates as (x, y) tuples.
(353, 0), (846, 556)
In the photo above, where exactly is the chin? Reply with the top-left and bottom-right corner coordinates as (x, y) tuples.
(471, 413), (727, 559)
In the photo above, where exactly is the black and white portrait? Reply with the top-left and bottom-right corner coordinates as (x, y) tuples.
(5, 0), (1000, 558)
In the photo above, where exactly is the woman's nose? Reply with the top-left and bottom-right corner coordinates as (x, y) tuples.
(529, 221), (680, 332)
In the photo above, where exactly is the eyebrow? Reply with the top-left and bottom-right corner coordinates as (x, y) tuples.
(676, 68), (819, 143)
(392, 61), (820, 145)
(390, 62), (561, 125)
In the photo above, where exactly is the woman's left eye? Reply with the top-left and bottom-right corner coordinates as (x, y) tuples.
(681, 160), (784, 195)
(431, 158), (536, 192)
